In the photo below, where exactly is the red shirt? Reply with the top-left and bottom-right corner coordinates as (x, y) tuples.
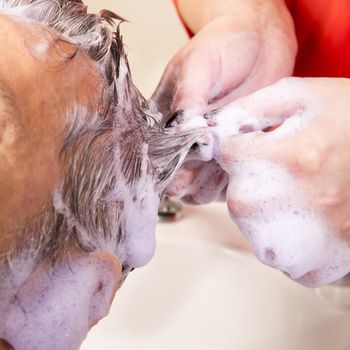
(173, 0), (350, 78)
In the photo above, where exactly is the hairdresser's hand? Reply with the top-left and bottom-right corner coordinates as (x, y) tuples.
(166, 159), (229, 204)
(211, 77), (350, 285)
(152, 0), (297, 117)
(152, 0), (296, 204)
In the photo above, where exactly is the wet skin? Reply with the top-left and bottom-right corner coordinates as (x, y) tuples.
(0, 15), (123, 349)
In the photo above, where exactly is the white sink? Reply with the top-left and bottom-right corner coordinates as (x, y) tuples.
(82, 203), (350, 350)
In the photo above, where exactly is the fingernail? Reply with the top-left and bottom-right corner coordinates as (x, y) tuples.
(203, 108), (220, 119)
(238, 125), (255, 133)
(165, 110), (184, 128)
(207, 118), (217, 127)
(190, 143), (199, 151)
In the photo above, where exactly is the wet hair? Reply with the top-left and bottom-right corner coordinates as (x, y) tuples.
(0, 0), (201, 274)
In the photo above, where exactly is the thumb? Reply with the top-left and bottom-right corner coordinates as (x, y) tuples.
(150, 52), (218, 126)
(171, 50), (217, 112)
(150, 60), (179, 118)
(210, 78), (312, 167)
(151, 34), (260, 119)
(172, 33), (262, 113)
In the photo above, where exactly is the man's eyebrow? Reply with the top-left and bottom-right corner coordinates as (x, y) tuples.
(24, 27), (80, 69)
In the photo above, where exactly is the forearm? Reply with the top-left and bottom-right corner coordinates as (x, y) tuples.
(177, 0), (296, 48)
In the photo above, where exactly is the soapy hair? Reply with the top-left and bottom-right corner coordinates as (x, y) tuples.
(0, 0), (201, 275)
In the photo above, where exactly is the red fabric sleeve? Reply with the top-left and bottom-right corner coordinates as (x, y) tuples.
(288, 0), (350, 78)
(172, 0), (194, 37)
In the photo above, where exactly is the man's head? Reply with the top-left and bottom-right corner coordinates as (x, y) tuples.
(0, 1), (200, 348)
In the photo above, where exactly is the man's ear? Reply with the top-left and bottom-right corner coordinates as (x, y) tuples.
(85, 250), (122, 327)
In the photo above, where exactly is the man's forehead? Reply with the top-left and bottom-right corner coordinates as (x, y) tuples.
(0, 13), (103, 253)
(0, 14), (101, 96)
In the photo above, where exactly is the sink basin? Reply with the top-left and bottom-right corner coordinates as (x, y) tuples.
(82, 203), (350, 350)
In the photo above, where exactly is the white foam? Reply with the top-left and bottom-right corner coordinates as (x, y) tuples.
(121, 176), (159, 268)
(1, 251), (119, 350)
(115, 144), (159, 268)
(226, 159), (350, 287)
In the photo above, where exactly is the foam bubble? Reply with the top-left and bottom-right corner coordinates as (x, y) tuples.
(117, 162), (159, 268)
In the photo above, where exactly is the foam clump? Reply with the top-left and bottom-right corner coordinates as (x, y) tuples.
(173, 106), (350, 287)
(225, 159), (350, 287)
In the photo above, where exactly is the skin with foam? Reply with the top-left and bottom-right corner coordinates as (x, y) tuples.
(0, 14), (125, 349)
(168, 78), (350, 288)
(0, 3), (200, 348)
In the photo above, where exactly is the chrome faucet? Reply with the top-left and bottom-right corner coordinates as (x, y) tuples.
(157, 196), (184, 222)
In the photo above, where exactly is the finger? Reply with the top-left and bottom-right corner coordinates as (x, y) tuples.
(173, 29), (264, 110)
(225, 162), (328, 282)
(166, 160), (204, 198)
(182, 160), (228, 204)
(210, 77), (311, 134)
(150, 52), (217, 129)
(150, 52), (215, 126)
(171, 50), (216, 113)
(208, 78), (317, 172)
(150, 59), (179, 117)
(167, 160), (228, 204)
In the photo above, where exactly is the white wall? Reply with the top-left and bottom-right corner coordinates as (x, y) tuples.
(85, 0), (188, 98)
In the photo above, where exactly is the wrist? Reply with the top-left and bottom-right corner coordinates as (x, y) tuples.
(177, 0), (294, 37)
(177, 0), (297, 60)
